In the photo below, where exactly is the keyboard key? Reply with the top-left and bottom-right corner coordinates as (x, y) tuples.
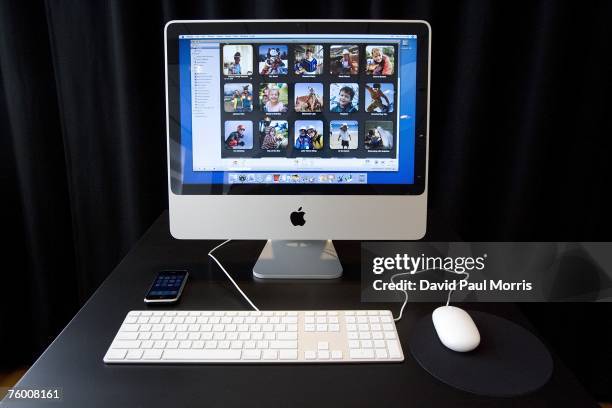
(279, 350), (298, 360)
(163, 349), (242, 360)
(350, 349), (375, 359)
(142, 349), (163, 360)
(277, 332), (297, 340)
(270, 341), (297, 349)
(138, 332), (152, 340)
(318, 350), (330, 360)
(126, 349), (144, 360)
(243, 349), (261, 360)
(117, 332), (138, 340)
(375, 349), (388, 359)
(331, 350), (343, 359)
(384, 331), (397, 339)
(304, 350), (316, 360)
(317, 341), (329, 350)
(387, 340), (402, 359)
(112, 340), (141, 349)
(263, 350), (278, 360)
(106, 349), (127, 360)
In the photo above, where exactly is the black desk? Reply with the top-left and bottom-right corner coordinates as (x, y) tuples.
(3, 212), (598, 407)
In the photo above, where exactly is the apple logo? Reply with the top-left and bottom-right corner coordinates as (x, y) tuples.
(290, 207), (306, 226)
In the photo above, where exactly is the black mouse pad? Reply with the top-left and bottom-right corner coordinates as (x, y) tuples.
(408, 311), (553, 397)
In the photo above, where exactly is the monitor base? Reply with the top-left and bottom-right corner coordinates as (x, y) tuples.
(253, 240), (343, 279)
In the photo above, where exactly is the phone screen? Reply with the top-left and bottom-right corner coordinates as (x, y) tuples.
(145, 270), (188, 302)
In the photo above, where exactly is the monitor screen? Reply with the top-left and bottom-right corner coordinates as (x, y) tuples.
(175, 33), (421, 190)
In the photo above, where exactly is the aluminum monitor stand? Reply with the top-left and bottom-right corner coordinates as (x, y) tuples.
(253, 240), (343, 279)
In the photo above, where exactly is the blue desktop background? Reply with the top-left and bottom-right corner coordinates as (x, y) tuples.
(178, 36), (417, 185)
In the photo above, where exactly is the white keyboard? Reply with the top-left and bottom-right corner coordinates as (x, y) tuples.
(104, 310), (404, 364)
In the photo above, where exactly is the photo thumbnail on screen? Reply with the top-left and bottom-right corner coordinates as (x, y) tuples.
(330, 120), (359, 150)
(330, 45), (359, 75)
(259, 118), (289, 150)
(258, 45), (288, 75)
(259, 83), (289, 113)
(365, 83), (394, 113)
(224, 83), (253, 113)
(294, 120), (324, 150)
(294, 83), (324, 113)
(365, 45), (394, 76)
(224, 120), (254, 150)
(364, 120), (394, 150)
(293, 45), (324, 76)
(223, 44), (253, 76)
(330, 83), (359, 113)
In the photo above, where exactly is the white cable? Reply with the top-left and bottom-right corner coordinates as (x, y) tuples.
(208, 239), (259, 311)
(390, 268), (470, 322)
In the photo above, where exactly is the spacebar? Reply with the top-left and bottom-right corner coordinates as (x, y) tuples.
(162, 349), (242, 360)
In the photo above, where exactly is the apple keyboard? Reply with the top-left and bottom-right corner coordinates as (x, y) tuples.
(104, 310), (404, 364)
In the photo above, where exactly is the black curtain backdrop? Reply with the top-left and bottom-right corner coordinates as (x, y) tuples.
(1, 0), (611, 399)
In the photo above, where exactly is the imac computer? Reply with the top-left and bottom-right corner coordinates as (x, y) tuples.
(165, 20), (431, 279)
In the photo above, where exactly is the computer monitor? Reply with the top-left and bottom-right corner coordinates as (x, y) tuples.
(165, 20), (430, 278)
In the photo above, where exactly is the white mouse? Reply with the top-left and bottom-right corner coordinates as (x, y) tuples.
(432, 306), (481, 352)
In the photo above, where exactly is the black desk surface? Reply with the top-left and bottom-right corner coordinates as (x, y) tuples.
(3, 212), (598, 407)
